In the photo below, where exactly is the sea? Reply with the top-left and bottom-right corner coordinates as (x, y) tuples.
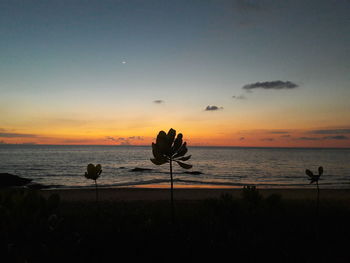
(0, 145), (349, 189)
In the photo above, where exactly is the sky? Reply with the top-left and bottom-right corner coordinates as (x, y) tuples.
(0, 0), (349, 147)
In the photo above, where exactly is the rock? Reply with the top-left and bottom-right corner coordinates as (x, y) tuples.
(0, 173), (32, 188)
(129, 167), (153, 172)
(184, 171), (203, 175)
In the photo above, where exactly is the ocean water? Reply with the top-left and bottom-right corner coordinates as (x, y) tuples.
(0, 145), (349, 189)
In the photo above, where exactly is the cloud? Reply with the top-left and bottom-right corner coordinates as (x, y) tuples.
(0, 132), (37, 138)
(268, 131), (290, 134)
(296, 136), (349, 141)
(205, 105), (223, 111)
(308, 129), (350, 135)
(239, 137), (245, 141)
(261, 138), (275, 142)
(296, 137), (321, 141)
(323, 135), (349, 140)
(107, 136), (144, 145)
(280, 135), (291, 138)
(153, 100), (164, 104)
(232, 95), (246, 100)
(242, 81), (298, 91)
(128, 136), (144, 140)
(61, 139), (95, 144)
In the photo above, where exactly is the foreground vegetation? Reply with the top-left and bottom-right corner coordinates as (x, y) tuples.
(1, 188), (350, 262)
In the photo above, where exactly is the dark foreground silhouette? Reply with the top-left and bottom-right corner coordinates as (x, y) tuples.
(1, 188), (350, 262)
(151, 128), (192, 223)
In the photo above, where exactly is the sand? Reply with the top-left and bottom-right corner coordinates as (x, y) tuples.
(40, 186), (350, 203)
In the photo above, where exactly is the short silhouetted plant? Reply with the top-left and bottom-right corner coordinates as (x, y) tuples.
(242, 185), (262, 207)
(305, 166), (323, 213)
(84, 163), (102, 203)
(150, 128), (192, 221)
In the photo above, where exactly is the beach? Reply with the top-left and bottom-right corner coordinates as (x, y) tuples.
(40, 187), (350, 203)
(2, 186), (350, 262)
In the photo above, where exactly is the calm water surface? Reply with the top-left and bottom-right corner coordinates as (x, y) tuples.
(0, 145), (349, 189)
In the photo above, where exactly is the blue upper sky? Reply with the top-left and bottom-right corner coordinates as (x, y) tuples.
(0, 0), (349, 146)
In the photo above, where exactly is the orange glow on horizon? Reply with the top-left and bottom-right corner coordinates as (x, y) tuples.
(1, 127), (349, 148)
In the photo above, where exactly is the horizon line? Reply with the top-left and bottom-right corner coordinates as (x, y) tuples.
(1, 143), (349, 149)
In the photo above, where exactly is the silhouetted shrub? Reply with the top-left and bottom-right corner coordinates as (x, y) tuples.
(305, 166), (323, 213)
(150, 128), (192, 221)
(242, 186), (262, 206)
(0, 189), (61, 261)
(84, 163), (102, 203)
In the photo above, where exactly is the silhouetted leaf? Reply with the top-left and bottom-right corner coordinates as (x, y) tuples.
(167, 128), (176, 147)
(177, 155), (191, 161)
(305, 169), (313, 178)
(175, 161), (192, 169)
(87, 163), (95, 175)
(173, 142), (188, 158)
(318, 166), (323, 176)
(172, 133), (183, 154)
(96, 164), (102, 175)
(151, 158), (168, 165)
(156, 131), (167, 144)
(156, 131), (169, 154)
(152, 143), (164, 159)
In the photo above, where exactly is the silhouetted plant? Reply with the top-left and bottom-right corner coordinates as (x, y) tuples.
(150, 128), (192, 221)
(242, 186), (262, 207)
(305, 166), (323, 213)
(84, 164), (102, 203)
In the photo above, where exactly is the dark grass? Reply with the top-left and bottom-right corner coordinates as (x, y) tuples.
(1, 189), (350, 262)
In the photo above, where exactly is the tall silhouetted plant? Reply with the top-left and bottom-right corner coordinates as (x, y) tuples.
(85, 164), (102, 204)
(151, 128), (192, 221)
(305, 166), (323, 214)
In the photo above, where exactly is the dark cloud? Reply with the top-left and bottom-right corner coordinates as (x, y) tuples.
(296, 137), (321, 141)
(268, 131), (290, 134)
(239, 137), (245, 141)
(296, 136), (349, 141)
(308, 129), (350, 135)
(261, 138), (275, 142)
(232, 95), (246, 100)
(323, 135), (349, 140)
(153, 100), (164, 104)
(205, 105), (223, 111)
(242, 81), (298, 91)
(0, 132), (37, 138)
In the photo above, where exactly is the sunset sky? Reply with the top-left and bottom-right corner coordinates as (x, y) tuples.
(0, 0), (349, 147)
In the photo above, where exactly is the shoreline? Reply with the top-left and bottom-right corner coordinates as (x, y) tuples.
(39, 187), (350, 203)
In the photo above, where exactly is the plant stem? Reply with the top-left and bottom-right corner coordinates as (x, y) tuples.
(94, 179), (98, 204)
(316, 181), (320, 215)
(170, 159), (174, 222)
